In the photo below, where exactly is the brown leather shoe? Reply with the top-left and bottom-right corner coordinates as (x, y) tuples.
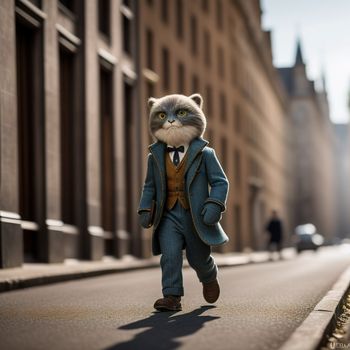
(202, 278), (220, 303)
(154, 295), (182, 311)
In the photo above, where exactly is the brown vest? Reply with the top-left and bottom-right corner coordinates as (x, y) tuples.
(165, 151), (190, 210)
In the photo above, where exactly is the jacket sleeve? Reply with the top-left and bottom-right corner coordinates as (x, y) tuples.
(137, 153), (156, 214)
(204, 148), (229, 212)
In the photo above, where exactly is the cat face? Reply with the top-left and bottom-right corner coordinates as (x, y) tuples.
(148, 94), (206, 146)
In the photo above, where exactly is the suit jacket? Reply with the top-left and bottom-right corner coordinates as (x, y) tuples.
(138, 137), (229, 255)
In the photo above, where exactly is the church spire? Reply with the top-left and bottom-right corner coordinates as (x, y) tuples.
(295, 38), (304, 66)
(321, 69), (327, 92)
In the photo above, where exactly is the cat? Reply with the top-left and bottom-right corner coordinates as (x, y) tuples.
(148, 93), (206, 146)
(139, 93), (229, 311)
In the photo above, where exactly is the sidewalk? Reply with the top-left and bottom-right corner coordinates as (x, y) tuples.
(280, 263), (350, 350)
(0, 249), (295, 293)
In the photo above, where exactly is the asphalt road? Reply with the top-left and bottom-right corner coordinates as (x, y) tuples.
(1, 245), (350, 350)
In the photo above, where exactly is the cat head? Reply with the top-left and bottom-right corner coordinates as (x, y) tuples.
(148, 93), (206, 146)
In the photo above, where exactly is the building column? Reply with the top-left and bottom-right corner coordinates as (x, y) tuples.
(0, 1), (22, 268)
(84, 0), (104, 260)
(42, 0), (64, 263)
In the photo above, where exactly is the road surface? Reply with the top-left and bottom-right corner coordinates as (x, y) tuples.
(1, 245), (350, 350)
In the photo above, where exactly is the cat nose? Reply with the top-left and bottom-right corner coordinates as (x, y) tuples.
(168, 120), (175, 124)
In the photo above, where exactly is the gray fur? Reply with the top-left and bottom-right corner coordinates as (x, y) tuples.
(148, 94), (207, 146)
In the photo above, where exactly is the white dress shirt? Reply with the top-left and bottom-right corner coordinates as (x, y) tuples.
(167, 143), (189, 164)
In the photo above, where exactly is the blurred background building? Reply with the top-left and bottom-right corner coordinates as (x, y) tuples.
(334, 122), (350, 239)
(278, 41), (338, 244)
(0, 0), (348, 268)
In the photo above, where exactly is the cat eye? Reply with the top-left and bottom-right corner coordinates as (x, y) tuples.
(177, 109), (187, 117)
(158, 112), (166, 119)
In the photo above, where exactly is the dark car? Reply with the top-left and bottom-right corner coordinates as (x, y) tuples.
(294, 224), (324, 253)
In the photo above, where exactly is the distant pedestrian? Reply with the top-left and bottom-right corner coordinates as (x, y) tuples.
(265, 210), (284, 260)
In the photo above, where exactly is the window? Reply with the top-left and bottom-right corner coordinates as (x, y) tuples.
(228, 14), (235, 42)
(192, 74), (199, 93)
(176, 0), (184, 39)
(221, 138), (227, 169)
(205, 85), (213, 116)
(216, 0), (223, 30)
(16, 20), (43, 223)
(219, 92), (226, 122)
(202, 0), (209, 12)
(206, 128), (213, 143)
(178, 62), (185, 93)
(28, 0), (41, 8)
(218, 46), (224, 78)
(146, 80), (155, 100)
(99, 65), (115, 235)
(231, 56), (236, 86)
(98, 0), (110, 37)
(162, 47), (170, 90)
(161, 0), (168, 23)
(234, 149), (241, 186)
(203, 30), (211, 67)
(122, 2), (134, 55)
(190, 15), (198, 56)
(123, 15), (131, 54)
(234, 105), (240, 132)
(59, 0), (75, 12)
(16, 17), (46, 262)
(146, 81), (155, 144)
(146, 29), (154, 70)
(59, 46), (77, 225)
(123, 80), (135, 236)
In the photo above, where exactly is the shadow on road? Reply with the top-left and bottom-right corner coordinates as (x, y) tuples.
(105, 305), (219, 350)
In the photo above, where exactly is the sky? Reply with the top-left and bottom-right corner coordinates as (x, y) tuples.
(261, 0), (350, 123)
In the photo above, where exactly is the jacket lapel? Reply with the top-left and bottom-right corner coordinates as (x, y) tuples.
(184, 137), (209, 175)
(149, 141), (166, 179)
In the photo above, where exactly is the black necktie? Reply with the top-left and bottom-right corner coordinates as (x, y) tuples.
(167, 146), (185, 166)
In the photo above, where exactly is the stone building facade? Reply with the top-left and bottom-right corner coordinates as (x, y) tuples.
(278, 41), (338, 242)
(0, 0), (138, 267)
(1, 0), (338, 269)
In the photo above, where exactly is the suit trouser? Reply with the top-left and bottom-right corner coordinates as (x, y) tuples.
(157, 200), (218, 296)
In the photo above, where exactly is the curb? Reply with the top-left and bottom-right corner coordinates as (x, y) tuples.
(0, 252), (274, 293)
(0, 260), (160, 293)
(279, 266), (350, 350)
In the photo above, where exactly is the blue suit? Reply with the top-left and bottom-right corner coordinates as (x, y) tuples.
(138, 137), (229, 296)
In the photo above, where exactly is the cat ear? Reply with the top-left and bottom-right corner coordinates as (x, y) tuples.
(148, 97), (157, 108)
(189, 93), (203, 109)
